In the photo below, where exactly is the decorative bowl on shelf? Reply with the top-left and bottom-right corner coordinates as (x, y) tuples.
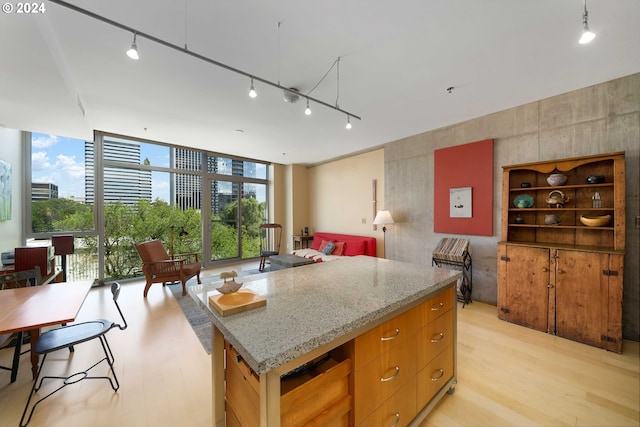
(547, 173), (568, 186)
(545, 190), (570, 208)
(513, 194), (534, 208)
(586, 175), (605, 184)
(580, 215), (611, 227)
(545, 214), (561, 225)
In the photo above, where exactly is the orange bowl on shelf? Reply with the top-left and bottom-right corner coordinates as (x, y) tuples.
(579, 215), (611, 227)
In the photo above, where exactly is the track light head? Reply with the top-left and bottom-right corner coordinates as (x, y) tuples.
(578, 1), (595, 44)
(304, 99), (312, 115)
(249, 78), (257, 98)
(346, 116), (352, 129)
(126, 33), (139, 60)
(579, 21), (595, 44)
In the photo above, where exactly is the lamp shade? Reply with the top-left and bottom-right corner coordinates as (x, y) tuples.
(373, 210), (395, 225)
(52, 235), (74, 256)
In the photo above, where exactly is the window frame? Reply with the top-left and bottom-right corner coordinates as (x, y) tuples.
(24, 130), (271, 283)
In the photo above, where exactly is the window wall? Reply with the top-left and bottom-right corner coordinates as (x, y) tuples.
(26, 131), (270, 283)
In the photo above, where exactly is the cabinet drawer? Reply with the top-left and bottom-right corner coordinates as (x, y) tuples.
(354, 338), (416, 425)
(356, 376), (417, 427)
(226, 341), (259, 394)
(417, 309), (454, 367)
(420, 286), (455, 325)
(226, 347), (260, 427)
(354, 304), (420, 369)
(225, 404), (243, 427)
(281, 358), (352, 427)
(227, 341), (352, 427)
(416, 344), (454, 409)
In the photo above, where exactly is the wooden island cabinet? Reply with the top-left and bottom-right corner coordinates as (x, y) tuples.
(223, 286), (456, 427)
(189, 256), (460, 427)
(498, 152), (625, 352)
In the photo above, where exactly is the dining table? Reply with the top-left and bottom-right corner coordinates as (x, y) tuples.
(0, 280), (93, 380)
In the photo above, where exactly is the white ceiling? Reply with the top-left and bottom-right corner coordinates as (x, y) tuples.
(1, 1), (639, 165)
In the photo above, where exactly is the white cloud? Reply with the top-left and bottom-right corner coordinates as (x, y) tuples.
(32, 151), (51, 170)
(56, 154), (85, 179)
(32, 134), (58, 149)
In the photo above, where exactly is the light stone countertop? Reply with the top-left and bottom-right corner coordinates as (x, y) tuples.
(189, 255), (461, 375)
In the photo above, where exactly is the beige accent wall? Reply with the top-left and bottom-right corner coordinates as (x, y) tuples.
(0, 128), (23, 254)
(270, 163), (288, 248)
(277, 163), (311, 253)
(306, 149), (386, 257)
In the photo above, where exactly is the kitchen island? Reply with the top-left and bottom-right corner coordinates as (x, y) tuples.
(189, 255), (461, 427)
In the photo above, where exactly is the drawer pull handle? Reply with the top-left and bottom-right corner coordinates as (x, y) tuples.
(431, 368), (445, 381)
(431, 302), (445, 311)
(430, 332), (445, 343)
(381, 328), (400, 341)
(389, 412), (400, 427)
(380, 366), (400, 382)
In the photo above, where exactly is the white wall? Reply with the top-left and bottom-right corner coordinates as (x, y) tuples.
(0, 127), (23, 254)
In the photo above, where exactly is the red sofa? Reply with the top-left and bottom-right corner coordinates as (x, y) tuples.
(291, 232), (376, 262)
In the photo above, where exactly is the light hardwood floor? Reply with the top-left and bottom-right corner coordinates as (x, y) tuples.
(1, 263), (638, 427)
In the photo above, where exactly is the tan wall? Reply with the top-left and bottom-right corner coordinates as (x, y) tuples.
(0, 128), (23, 254)
(288, 164), (310, 252)
(306, 149), (386, 257)
(270, 163), (288, 244)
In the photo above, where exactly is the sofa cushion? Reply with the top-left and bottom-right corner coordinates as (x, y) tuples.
(321, 241), (336, 255)
(343, 240), (366, 256)
(310, 237), (323, 250)
(332, 241), (345, 256)
(318, 239), (332, 251)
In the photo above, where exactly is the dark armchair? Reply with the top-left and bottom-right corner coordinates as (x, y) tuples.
(135, 240), (201, 297)
(259, 223), (283, 272)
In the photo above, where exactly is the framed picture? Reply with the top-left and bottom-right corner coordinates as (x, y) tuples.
(0, 158), (11, 221)
(450, 187), (472, 218)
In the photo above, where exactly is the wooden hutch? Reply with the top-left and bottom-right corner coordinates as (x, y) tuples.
(497, 152), (625, 353)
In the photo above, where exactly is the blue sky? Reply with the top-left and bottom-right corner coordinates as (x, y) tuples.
(31, 133), (170, 200)
(30, 133), (267, 202)
(31, 133), (88, 199)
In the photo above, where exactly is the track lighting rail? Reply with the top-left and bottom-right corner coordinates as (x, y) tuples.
(48, 0), (362, 122)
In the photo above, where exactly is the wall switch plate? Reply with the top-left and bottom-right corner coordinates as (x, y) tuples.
(361, 218), (366, 224)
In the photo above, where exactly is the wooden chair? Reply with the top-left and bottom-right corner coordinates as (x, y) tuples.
(259, 223), (283, 272)
(0, 266), (42, 290)
(135, 240), (201, 297)
(0, 267), (43, 383)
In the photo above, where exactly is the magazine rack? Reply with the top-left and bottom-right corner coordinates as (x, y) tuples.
(432, 238), (472, 307)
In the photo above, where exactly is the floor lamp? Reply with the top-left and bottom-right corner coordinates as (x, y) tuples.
(373, 210), (395, 259)
(52, 234), (74, 282)
(169, 226), (188, 259)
